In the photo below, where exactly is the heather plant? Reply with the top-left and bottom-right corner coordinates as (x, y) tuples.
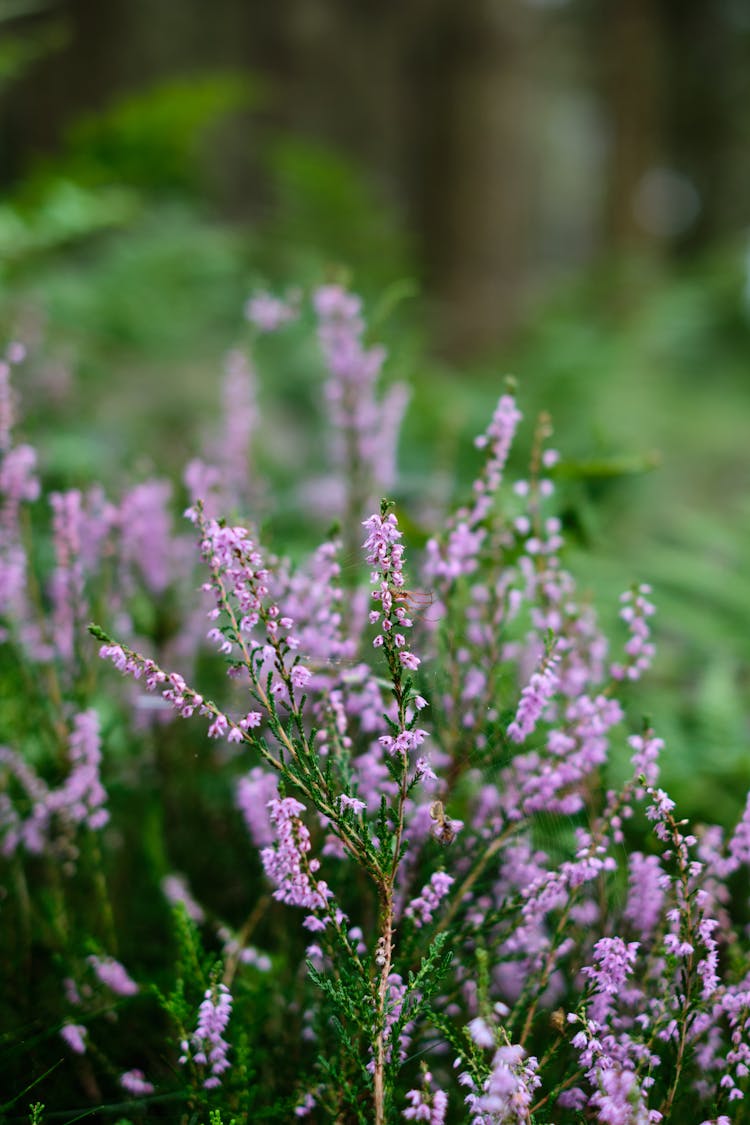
(1, 288), (749, 1125)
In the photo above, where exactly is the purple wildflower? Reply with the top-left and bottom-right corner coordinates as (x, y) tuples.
(180, 982), (233, 1088)
(88, 954), (138, 996)
(624, 853), (665, 941)
(245, 291), (297, 331)
(424, 392), (522, 582)
(120, 1069), (155, 1096)
(629, 731), (663, 789)
(0, 440), (40, 619)
(584, 937), (640, 993)
(405, 870), (454, 928)
(314, 283), (408, 514)
(60, 1023), (87, 1055)
(729, 792), (750, 868)
(403, 1071), (449, 1123)
(467, 1017), (496, 1049)
(118, 480), (176, 595)
(462, 1042), (541, 1124)
(261, 797), (332, 916)
(237, 767), (279, 847)
(161, 873), (206, 924)
(507, 648), (559, 743)
(363, 509), (421, 673)
(50, 710), (109, 831)
(610, 585), (656, 681)
(338, 793), (367, 815)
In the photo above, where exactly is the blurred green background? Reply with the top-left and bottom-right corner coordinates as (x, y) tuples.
(1, 0), (749, 821)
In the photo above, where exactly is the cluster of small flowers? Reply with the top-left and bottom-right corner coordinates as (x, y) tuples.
(88, 954), (138, 996)
(402, 1071), (449, 1123)
(60, 1022), (87, 1055)
(362, 510), (420, 672)
(313, 284), (408, 504)
(424, 392), (522, 582)
(460, 1040), (541, 1125)
(611, 584), (656, 681)
(260, 796), (333, 920)
(404, 870), (454, 928)
(118, 479), (177, 596)
(161, 872), (206, 923)
(185, 349), (259, 517)
(506, 647), (559, 743)
(191, 509), (315, 709)
(0, 710), (108, 859)
(566, 1010), (660, 1124)
(0, 343), (39, 622)
(179, 982), (233, 1089)
(99, 641), (234, 732)
(119, 1069), (155, 1096)
(236, 766), (279, 847)
(10, 289), (750, 1122)
(271, 537), (358, 688)
(245, 290), (298, 332)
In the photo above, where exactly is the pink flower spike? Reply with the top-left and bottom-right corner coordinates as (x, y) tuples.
(60, 1023), (87, 1055)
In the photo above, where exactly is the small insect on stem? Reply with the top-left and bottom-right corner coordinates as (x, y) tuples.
(429, 800), (460, 846)
(393, 589), (435, 612)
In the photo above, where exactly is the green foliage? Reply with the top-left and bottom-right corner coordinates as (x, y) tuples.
(59, 74), (259, 196)
(261, 136), (413, 293)
(0, 71), (256, 277)
(0, 12), (66, 91)
(0, 180), (139, 271)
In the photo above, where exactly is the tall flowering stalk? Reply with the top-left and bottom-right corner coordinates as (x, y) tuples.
(314, 285), (409, 530)
(362, 502), (433, 1123)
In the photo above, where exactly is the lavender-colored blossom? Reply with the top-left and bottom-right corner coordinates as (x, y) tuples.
(0, 710), (107, 858)
(245, 291), (297, 331)
(568, 1014), (660, 1125)
(462, 1042), (541, 1124)
(162, 873), (205, 923)
(467, 1016), (496, 1049)
(0, 745), (52, 856)
(261, 797), (332, 915)
(295, 1092), (317, 1117)
(425, 393), (522, 583)
(88, 954), (138, 996)
(60, 1023), (87, 1054)
(99, 641), (232, 736)
(237, 767), (278, 847)
(120, 1069), (155, 1096)
(189, 509), (311, 708)
(363, 510), (421, 677)
(610, 585), (656, 681)
(502, 692), (623, 819)
(338, 793), (367, 815)
(729, 792), (750, 868)
(629, 731), (663, 789)
(180, 982), (232, 1088)
(118, 480), (175, 595)
(49, 490), (87, 662)
(624, 853), (665, 941)
(50, 710), (109, 831)
(405, 870), (454, 928)
(313, 284), (408, 516)
(0, 442), (40, 618)
(582, 937), (640, 1010)
(403, 1071), (449, 1123)
(507, 649), (559, 743)
(184, 457), (223, 512)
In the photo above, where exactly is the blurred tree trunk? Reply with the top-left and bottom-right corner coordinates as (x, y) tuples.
(407, 0), (534, 357)
(600, 0), (664, 251)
